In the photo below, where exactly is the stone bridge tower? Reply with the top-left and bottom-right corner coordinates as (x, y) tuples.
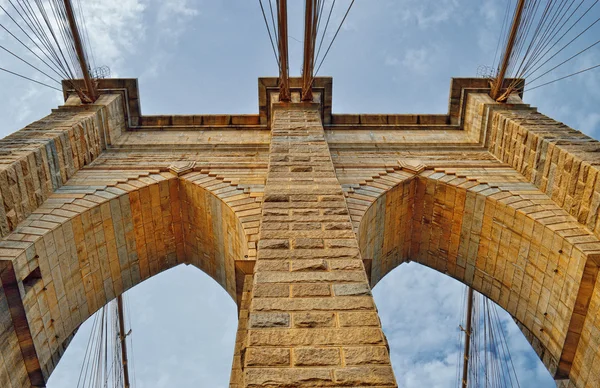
(0, 77), (600, 387)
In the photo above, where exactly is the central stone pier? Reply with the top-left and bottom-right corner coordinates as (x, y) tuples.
(235, 103), (397, 387)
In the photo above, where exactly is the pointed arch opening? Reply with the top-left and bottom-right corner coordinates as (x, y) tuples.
(358, 172), (600, 386)
(0, 170), (254, 385)
(372, 261), (555, 387)
(46, 263), (237, 387)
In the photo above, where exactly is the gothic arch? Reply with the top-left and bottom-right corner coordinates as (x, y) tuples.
(357, 170), (600, 386)
(0, 169), (255, 385)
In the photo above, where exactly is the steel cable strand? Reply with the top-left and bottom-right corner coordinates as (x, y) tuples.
(513, 0), (557, 78)
(312, 0), (355, 85)
(497, 0), (536, 95)
(268, 0), (279, 49)
(491, 305), (521, 388)
(21, 0), (70, 75)
(12, 0), (52, 54)
(526, 36), (600, 86)
(486, 300), (505, 387)
(519, 0), (573, 77)
(0, 5), (68, 78)
(0, 66), (58, 90)
(77, 312), (101, 388)
(456, 285), (468, 388)
(75, 0), (95, 71)
(48, 0), (80, 77)
(0, 42), (62, 83)
(125, 294), (138, 387)
(519, 0), (587, 80)
(509, 0), (564, 92)
(314, 0), (327, 49)
(505, 0), (540, 78)
(526, 63), (600, 90)
(522, 0), (599, 79)
(311, 0), (320, 72)
(493, 0), (515, 74)
(34, 0), (76, 79)
(7, 0), (62, 72)
(315, 0), (335, 66)
(521, 0), (580, 76)
(48, 0), (81, 77)
(258, 0), (280, 67)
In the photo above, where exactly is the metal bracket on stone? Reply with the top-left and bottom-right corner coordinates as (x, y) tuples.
(168, 161), (196, 176)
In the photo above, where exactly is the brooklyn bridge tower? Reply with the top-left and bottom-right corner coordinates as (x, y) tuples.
(1, 1), (600, 387)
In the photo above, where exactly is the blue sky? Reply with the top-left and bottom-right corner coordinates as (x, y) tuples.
(1, 0), (599, 386)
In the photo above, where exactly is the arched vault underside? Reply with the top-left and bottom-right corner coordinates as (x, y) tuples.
(0, 168), (261, 384)
(351, 166), (600, 385)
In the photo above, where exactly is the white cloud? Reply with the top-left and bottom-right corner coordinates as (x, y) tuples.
(373, 263), (555, 388)
(402, 47), (432, 74)
(81, 0), (147, 75)
(156, 0), (199, 24)
(396, 0), (465, 29)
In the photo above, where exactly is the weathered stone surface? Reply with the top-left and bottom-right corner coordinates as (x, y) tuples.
(254, 284), (290, 298)
(293, 238), (324, 249)
(292, 284), (331, 297)
(343, 346), (390, 365)
(245, 368), (334, 387)
(290, 260), (328, 272)
(248, 328), (385, 347)
(294, 347), (340, 366)
(333, 283), (372, 296)
(3, 79), (600, 388)
(293, 312), (336, 328)
(334, 366), (397, 385)
(245, 348), (291, 367)
(339, 312), (381, 327)
(250, 313), (291, 328)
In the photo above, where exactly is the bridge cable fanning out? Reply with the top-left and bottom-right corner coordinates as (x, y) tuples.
(0, 0), (101, 102)
(258, 0), (280, 67)
(456, 287), (522, 388)
(299, 0), (355, 99)
(491, 0), (600, 101)
(76, 295), (135, 388)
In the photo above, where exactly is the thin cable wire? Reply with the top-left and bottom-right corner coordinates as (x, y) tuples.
(267, 0), (278, 49)
(0, 66), (62, 90)
(525, 0), (573, 71)
(493, 0), (514, 73)
(527, 37), (600, 85)
(258, 0), (280, 67)
(0, 5), (68, 78)
(524, 12), (600, 80)
(491, 304), (521, 388)
(125, 293), (138, 387)
(0, 43), (62, 83)
(527, 62), (600, 90)
(315, 0), (335, 65)
(522, 0), (595, 78)
(313, 0), (355, 79)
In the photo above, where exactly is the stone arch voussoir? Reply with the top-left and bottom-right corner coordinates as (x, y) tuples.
(357, 168), (600, 386)
(0, 168), (259, 386)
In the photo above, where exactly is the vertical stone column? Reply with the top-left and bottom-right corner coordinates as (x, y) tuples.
(242, 104), (397, 387)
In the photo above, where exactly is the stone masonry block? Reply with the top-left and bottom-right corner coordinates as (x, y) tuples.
(293, 312), (336, 328)
(249, 313), (290, 328)
(293, 347), (341, 367)
(333, 283), (372, 296)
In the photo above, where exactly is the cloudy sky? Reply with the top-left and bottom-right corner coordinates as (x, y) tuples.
(1, 0), (599, 386)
